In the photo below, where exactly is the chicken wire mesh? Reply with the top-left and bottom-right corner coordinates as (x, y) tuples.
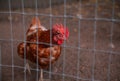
(0, 0), (120, 81)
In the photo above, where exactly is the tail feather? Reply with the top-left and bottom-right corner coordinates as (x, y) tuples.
(26, 17), (41, 36)
(31, 17), (41, 26)
(26, 17), (47, 36)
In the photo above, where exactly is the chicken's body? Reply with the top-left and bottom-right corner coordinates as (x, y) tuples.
(18, 18), (61, 69)
(18, 41), (61, 69)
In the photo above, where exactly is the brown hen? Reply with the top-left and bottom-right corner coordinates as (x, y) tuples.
(17, 17), (69, 81)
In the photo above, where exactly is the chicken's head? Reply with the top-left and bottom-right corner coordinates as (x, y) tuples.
(52, 24), (69, 45)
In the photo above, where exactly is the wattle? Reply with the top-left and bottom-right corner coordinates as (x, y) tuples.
(57, 40), (63, 45)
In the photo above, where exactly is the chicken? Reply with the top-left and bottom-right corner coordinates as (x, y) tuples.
(17, 17), (69, 81)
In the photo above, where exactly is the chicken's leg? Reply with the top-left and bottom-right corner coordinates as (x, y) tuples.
(24, 62), (31, 75)
(39, 69), (43, 81)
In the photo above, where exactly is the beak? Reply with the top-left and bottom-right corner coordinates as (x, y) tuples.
(63, 35), (67, 40)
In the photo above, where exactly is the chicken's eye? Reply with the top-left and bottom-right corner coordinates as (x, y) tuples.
(56, 31), (60, 34)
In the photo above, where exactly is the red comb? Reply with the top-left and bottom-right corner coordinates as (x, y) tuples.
(53, 23), (69, 38)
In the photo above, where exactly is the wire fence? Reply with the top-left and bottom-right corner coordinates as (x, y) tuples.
(0, 0), (120, 81)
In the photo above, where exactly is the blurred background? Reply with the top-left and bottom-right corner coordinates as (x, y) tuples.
(0, 0), (120, 81)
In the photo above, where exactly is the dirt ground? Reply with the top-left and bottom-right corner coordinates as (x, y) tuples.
(0, 0), (120, 81)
